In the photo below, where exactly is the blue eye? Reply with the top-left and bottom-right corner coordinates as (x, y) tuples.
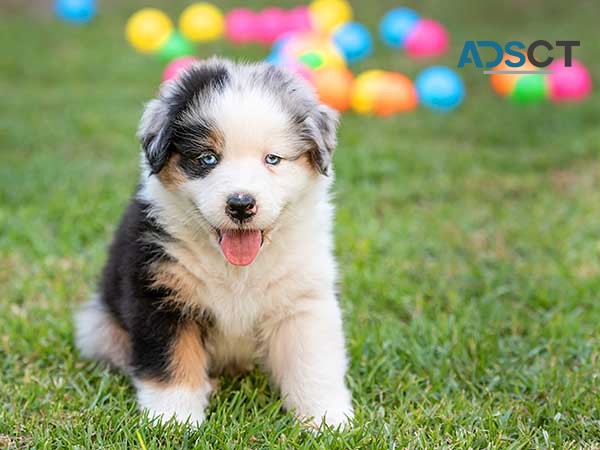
(265, 154), (282, 165)
(200, 152), (218, 166)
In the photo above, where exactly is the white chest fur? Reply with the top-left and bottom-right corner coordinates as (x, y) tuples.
(140, 174), (337, 372)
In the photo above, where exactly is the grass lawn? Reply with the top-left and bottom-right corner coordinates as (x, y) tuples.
(1, 0), (600, 448)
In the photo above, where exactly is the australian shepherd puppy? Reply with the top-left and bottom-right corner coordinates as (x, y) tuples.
(75, 58), (353, 428)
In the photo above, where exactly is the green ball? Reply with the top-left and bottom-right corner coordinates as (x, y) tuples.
(510, 74), (548, 104)
(298, 51), (324, 69)
(158, 31), (196, 64)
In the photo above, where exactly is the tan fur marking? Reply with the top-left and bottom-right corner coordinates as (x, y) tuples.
(169, 323), (208, 388)
(298, 151), (319, 173)
(208, 127), (225, 154)
(149, 259), (205, 310)
(140, 323), (208, 390)
(158, 153), (187, 188)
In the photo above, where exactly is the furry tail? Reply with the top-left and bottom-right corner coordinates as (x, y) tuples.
(74, 295), (131, 371)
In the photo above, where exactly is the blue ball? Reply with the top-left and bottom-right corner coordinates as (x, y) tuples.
(265, 51), (283, 65)
(379, 7), (420, 48)
(271, 34), (292, 55)
(55, 0), (96, 24)
(415, 67), (465, 112)
(332, 22), (373, 64)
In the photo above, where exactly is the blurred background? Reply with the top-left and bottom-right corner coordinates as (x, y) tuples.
(1, 0), (599, 448)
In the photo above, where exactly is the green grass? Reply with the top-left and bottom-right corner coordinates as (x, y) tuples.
(1, 0), (600, 448)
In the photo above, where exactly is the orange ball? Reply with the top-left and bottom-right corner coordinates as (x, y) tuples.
(312, 67), (354, 111)
(374, 73), (418, 116)
(490, 56), (535, 97)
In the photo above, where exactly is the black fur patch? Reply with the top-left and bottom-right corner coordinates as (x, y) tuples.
(176, 152), (220, 180)
(168, 63), (230, 121)
(143, 63), (230, 175)
(172, 121), (222, 179)
(99, 198), (210, 381)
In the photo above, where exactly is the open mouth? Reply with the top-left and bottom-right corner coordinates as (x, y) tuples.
(216, 229), (265, 266)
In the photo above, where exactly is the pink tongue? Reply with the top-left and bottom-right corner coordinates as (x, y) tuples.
(219, 230), (262, 266)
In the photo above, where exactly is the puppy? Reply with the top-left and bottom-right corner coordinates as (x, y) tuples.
(75, 58), (353, 428)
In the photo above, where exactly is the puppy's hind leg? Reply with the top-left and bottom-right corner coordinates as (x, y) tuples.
(74, 295), (132, 371)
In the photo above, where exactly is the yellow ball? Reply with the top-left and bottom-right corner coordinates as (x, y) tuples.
(179, 3), (224, 42)
(126, 8), (173, 54)
(351, 70), (386, 114)
(319, 44), (346, 69)
(309, 0), (353, 34)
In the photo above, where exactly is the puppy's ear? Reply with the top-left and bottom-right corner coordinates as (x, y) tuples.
(305, 105), (340, 175)
(137, 98), (173, 174)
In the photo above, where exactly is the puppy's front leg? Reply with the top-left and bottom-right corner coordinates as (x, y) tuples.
(131, 319), (212, 426)
(265, 301), (353, 428)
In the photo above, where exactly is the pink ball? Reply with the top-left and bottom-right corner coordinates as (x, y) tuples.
(548, 58), (592, 102)
(225, 8), (257, 44)
(279, 57), (313, 83)
(255, 7), (288, 44)
(404, 19), (449, 58)
(290, 63), (313, 83)
(286, 6), (312, 33)
(162, 57), (199, 82)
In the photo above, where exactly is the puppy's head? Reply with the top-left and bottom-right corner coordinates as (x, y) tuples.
(138, 58), (339, 266)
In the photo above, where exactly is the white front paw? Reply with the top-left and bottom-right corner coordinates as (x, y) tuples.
(135, 380), (212, 427)
(144, 404), (206, 427)
(305, 403), (354, 429)
(292, 391), (354, 430)
(322, 404), (354, 428)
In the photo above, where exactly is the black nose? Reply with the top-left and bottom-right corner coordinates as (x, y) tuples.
(226, 193), (257, 222)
